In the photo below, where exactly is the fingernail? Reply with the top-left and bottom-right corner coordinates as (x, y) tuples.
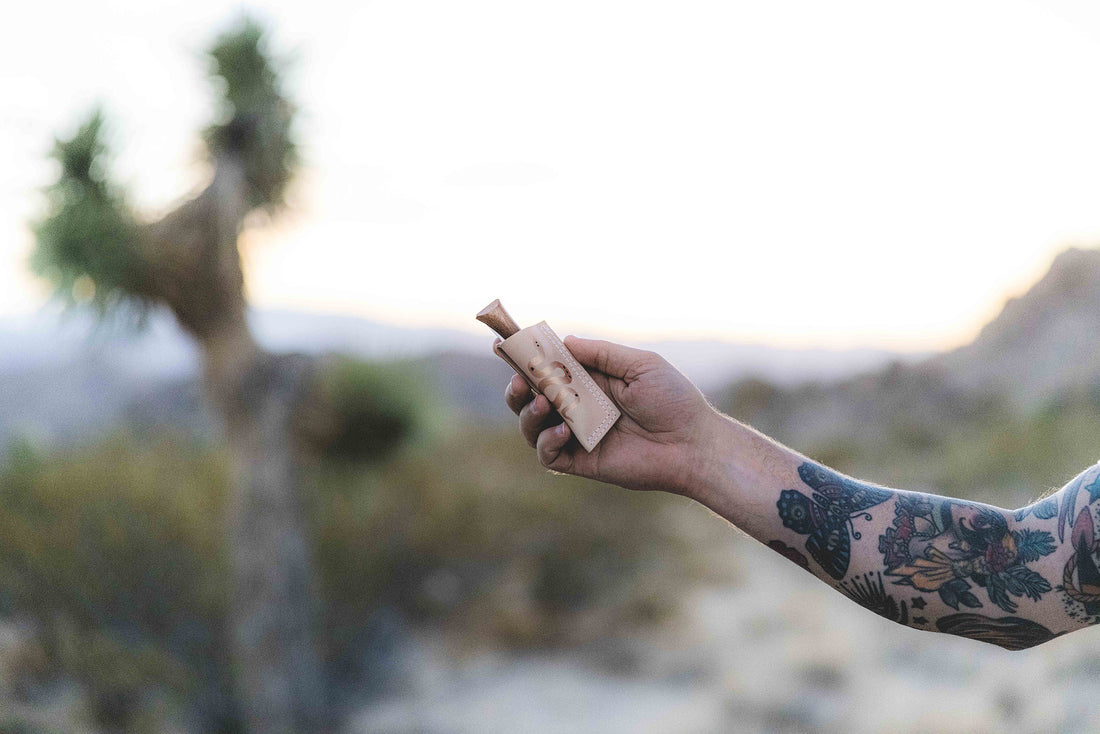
(556, 423), (567, 437)
(530, 397), (543, 414)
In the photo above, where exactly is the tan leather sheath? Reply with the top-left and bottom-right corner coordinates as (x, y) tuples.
(495, 322), (621, 452)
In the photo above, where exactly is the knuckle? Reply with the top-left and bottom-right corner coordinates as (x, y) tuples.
(520, 423), (536, 448)
(523, 427), (541, 450)
(537, 446), (555, 469)
(638, 350), (666, 372)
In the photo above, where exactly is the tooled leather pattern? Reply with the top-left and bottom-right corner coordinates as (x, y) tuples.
(497, 322), (620, 451)
(526, 334), (580, 419)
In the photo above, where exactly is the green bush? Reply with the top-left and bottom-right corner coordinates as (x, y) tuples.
(308, 356), (431, 463)
(312, 428), (705, 651)
(751, 380), (1100, 509)
(0, 434), (234, 731)
(0, 421), (716, 727)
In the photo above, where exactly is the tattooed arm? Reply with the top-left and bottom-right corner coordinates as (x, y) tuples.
(503, 336), (1094, 650)
(693, 416), (1086, 650)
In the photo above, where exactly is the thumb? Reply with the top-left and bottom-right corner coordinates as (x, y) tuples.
(564, 335), (655, 380)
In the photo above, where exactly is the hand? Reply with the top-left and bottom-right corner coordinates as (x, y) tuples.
(501, 335), (722, 496)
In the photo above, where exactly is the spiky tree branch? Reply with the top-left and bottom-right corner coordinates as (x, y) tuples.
(33, 19), (294, 342)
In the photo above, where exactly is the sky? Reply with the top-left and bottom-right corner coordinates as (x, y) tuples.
(5, 0), (1100, 351)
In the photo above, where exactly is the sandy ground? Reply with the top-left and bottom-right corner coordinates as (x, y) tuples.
(353, 535), (1100, 734)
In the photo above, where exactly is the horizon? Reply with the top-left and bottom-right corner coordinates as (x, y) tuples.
(2, 240), (1086, 355)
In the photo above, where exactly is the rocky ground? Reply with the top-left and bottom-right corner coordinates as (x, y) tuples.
(354, 533), (1100, 734)
(6, 512), (1100, 733)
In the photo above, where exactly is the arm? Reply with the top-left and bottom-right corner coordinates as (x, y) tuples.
(503, 335), (1100, 650)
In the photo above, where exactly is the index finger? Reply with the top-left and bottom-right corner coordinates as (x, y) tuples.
(563, 335), (658, 382)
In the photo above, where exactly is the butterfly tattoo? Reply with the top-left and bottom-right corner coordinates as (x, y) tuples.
(777, 463), (892, 579)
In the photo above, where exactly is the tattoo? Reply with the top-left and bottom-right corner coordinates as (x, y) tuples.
(880, 495), (1056, 613)
(1056, 466), (1100, 623)
(1056, 464), (1100, 542)
(1013, 495), (1059, 522)
(936, 613), (1061, 651)
(1060, 507), (1100, 622)
(838, 572), (909, 624)
(776, 462), (891, 579)
(766, 540), (809, 570)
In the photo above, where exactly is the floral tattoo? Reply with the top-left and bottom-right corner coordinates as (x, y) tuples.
(879, 496), (1055, 613)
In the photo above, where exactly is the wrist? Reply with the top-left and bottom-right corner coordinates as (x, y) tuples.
(680, 410), (792, 530)
(678, 409), (738, 503)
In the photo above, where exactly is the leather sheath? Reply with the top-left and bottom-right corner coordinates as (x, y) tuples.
(495, 322), (621, 452)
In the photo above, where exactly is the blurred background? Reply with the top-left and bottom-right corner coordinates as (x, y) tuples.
(6, 0), (1100, 731)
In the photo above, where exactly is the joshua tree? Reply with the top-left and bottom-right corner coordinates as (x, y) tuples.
(32, 20), (328, 733)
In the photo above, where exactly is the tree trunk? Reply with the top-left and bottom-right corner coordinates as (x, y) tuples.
(201, 326), (327, 732)
(137, 148), (329, 733)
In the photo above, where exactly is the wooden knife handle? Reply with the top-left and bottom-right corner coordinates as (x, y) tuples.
(476, 299), (522, 339)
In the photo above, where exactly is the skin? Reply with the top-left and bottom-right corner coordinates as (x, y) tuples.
(502, 335), (1100, 650)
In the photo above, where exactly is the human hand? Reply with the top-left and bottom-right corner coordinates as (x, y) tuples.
(501, 335), (723, 497)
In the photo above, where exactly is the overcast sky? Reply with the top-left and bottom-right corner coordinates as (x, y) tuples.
(5, 0), (1100, 350)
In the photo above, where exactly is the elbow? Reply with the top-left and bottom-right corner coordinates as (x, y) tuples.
(934, 612), (1063, 651)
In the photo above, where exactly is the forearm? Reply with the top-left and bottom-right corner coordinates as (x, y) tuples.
(690, 412), (1094, 649)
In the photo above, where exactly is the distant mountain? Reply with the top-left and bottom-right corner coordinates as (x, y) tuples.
(0, 307), (481, 449)
(0, 308), (484, 377)
(721, 247), (1100, 455)
(936, 247), (1100, 407)
(0, 307), (916, 388)
(637, 339), (909, 392)
(0, 305), (917, 451)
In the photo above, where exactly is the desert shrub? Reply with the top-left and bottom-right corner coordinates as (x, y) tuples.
(0, 417), (719, 727)
(312, 428), (710, 654)
(307, 356), (431, 463)
(781, 385), (1100, 508)
(721, 370), (1100, 511)
(0, 434), (236, 731)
